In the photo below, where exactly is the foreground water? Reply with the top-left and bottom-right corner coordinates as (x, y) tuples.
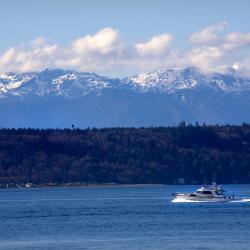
(0, 185), (250, 250)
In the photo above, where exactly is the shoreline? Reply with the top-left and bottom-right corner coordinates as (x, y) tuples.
(0, 183), (167, 190)
(0, 182), (249, 190)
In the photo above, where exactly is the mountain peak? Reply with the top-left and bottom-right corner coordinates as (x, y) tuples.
(0, 69), (112, 100)
(126, 67), (207, 92)
(1, 67), (250, 101)
(1, 68), (250, 127)
(126, 67), (250, 93)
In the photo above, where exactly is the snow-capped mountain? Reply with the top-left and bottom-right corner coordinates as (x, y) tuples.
(0, 69), (116, 100)
(125, 67), (250, 93)
(0, 67), (250, 128)
(1, 67), (250, 100)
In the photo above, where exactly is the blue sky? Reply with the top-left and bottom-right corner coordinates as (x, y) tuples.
(0, 0), (250, 76)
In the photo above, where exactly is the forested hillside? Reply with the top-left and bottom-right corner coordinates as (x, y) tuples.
(1, 124), (250, 187)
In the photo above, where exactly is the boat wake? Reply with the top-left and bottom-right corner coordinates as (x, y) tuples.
(230, 198), (250, 203)
(172, 198), (250, 203)
(172, 198), (221, 203)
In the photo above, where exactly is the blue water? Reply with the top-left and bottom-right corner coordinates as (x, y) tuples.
(0, 185), (250, 250)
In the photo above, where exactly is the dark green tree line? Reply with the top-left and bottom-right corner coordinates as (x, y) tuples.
(0, 124), (250, 185)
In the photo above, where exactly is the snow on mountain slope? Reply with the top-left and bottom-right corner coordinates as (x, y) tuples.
(1, 67), (250, 99)
(124, 67), (207, 93)
(1, 67), (250, 127)
(0, 69), (113, 100)
(1, 67), (250, 101)
(0, 72), (35, 94)
(125, 67), (250, 93)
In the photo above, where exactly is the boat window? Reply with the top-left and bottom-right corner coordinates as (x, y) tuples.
(216, 190), (223, 194)
(202, 191), (212, 194)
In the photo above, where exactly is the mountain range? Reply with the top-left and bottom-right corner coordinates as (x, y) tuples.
(1, 67), (250, 128)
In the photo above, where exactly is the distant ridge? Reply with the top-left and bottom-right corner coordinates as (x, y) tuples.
(1, 67), (250, 128)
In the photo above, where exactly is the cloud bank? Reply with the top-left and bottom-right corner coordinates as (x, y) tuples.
(1, 23), (250, 76)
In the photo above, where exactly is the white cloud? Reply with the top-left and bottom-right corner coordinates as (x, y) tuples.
(1, 24), (250, 76)
(72, 27), (120, 55)
(222, 32), (250, 51)
(187, 46), (224, 73)
(189, 22), (227, 46)
(135, 33), (173, 56)
(186, 23), (250, 74)
(30, 37), (47, 47)
(0, 48), (16, 66)
(229, 58), (250, 77)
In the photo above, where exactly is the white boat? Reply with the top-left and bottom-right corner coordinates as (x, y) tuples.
(172, 183), (234, 202)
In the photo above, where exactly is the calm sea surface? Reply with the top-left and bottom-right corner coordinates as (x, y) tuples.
(0, 185), (250, 250)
